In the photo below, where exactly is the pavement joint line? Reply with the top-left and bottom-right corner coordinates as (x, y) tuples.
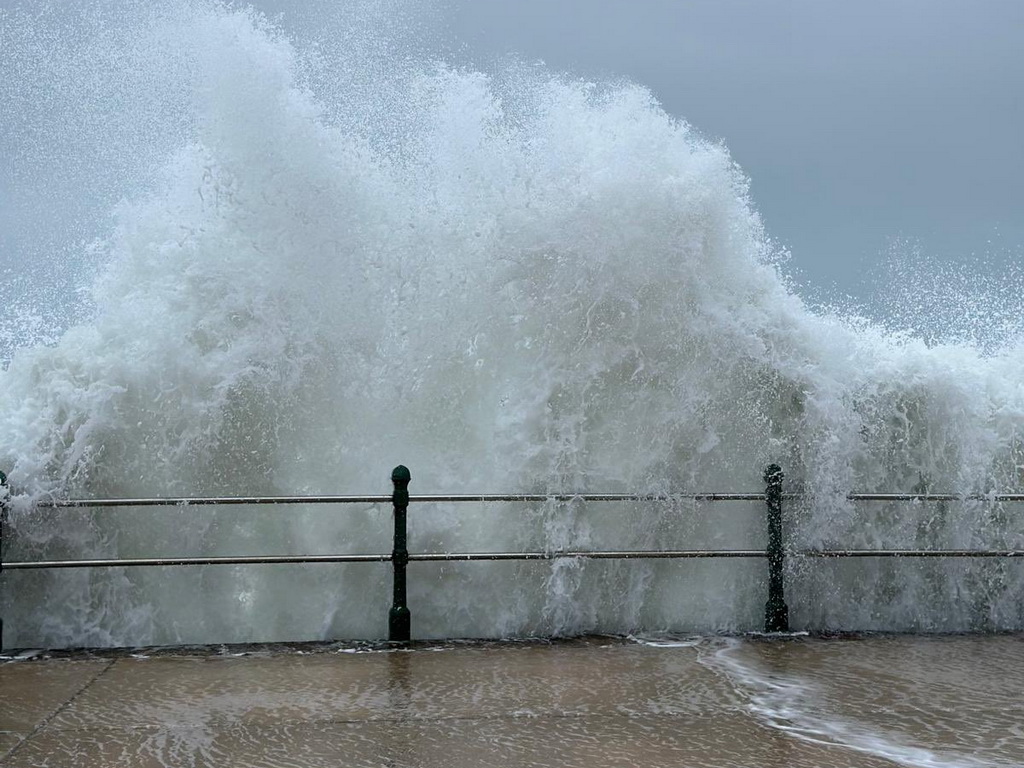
(0, 657), (117, 766)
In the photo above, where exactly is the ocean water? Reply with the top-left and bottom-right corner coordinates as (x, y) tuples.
(2, 1), (1024, 649)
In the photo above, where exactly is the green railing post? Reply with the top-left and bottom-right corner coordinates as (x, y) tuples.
(388, 465), (411, 642)
(0, 469), (7, 650)
(764, 464), (789, 632)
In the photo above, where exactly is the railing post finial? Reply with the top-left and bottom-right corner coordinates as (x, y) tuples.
(389, 465), (411, 642)
(764, 464), (789, 633)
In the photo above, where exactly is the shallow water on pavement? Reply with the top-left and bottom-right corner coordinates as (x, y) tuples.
(2, 635), (1022, 768)
(696, 634), (1024, 767)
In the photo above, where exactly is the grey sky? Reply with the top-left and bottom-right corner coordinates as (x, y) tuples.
(2, 0), (1022, 319)
(244, 0), (1023, 302)
(438, 0), (1024, 300)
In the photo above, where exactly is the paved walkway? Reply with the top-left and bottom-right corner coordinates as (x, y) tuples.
(0, 636), (956, 768)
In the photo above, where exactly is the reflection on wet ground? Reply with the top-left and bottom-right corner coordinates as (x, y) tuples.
(2, 634), (1022, 767)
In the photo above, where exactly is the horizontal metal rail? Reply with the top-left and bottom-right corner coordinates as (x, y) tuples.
(33, 495), (393, 508)
(5, 550), (769, 568)
(410, 550), (767, 561)
(4, 554), (393, 569)
(12, 548), (1024, 569)
(30, 492), (767, 508)
(26, 492), (1024, 509)
(798, 549), (1024, 558)
(845, 493), (1024, 502)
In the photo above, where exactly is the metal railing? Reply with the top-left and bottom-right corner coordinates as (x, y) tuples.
(2, 465), (1024, 648)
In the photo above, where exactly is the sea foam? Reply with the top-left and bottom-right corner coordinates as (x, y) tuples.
(2, 1), (1023, 647)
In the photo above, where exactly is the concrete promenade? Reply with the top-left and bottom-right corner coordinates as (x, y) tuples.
(0, 635), (1005, 768)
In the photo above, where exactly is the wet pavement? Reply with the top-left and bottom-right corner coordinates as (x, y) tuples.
(2, 634), (1023, 767)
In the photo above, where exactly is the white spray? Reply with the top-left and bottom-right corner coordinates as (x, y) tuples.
(2, 1), (1023, 647)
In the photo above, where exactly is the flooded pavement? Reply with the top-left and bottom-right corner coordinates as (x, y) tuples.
(2, 635), (1023, 768)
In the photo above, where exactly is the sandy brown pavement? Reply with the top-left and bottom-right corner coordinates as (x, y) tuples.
(0, 637), (912, 768)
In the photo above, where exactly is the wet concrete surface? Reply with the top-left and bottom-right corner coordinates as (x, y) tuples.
(2, 635), (1021, 767)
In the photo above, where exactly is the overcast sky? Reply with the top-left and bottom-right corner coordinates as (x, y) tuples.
(239, 0), (1024, 302)
(3, 0), (1022, 313)
(437, 0), (1024, 301)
